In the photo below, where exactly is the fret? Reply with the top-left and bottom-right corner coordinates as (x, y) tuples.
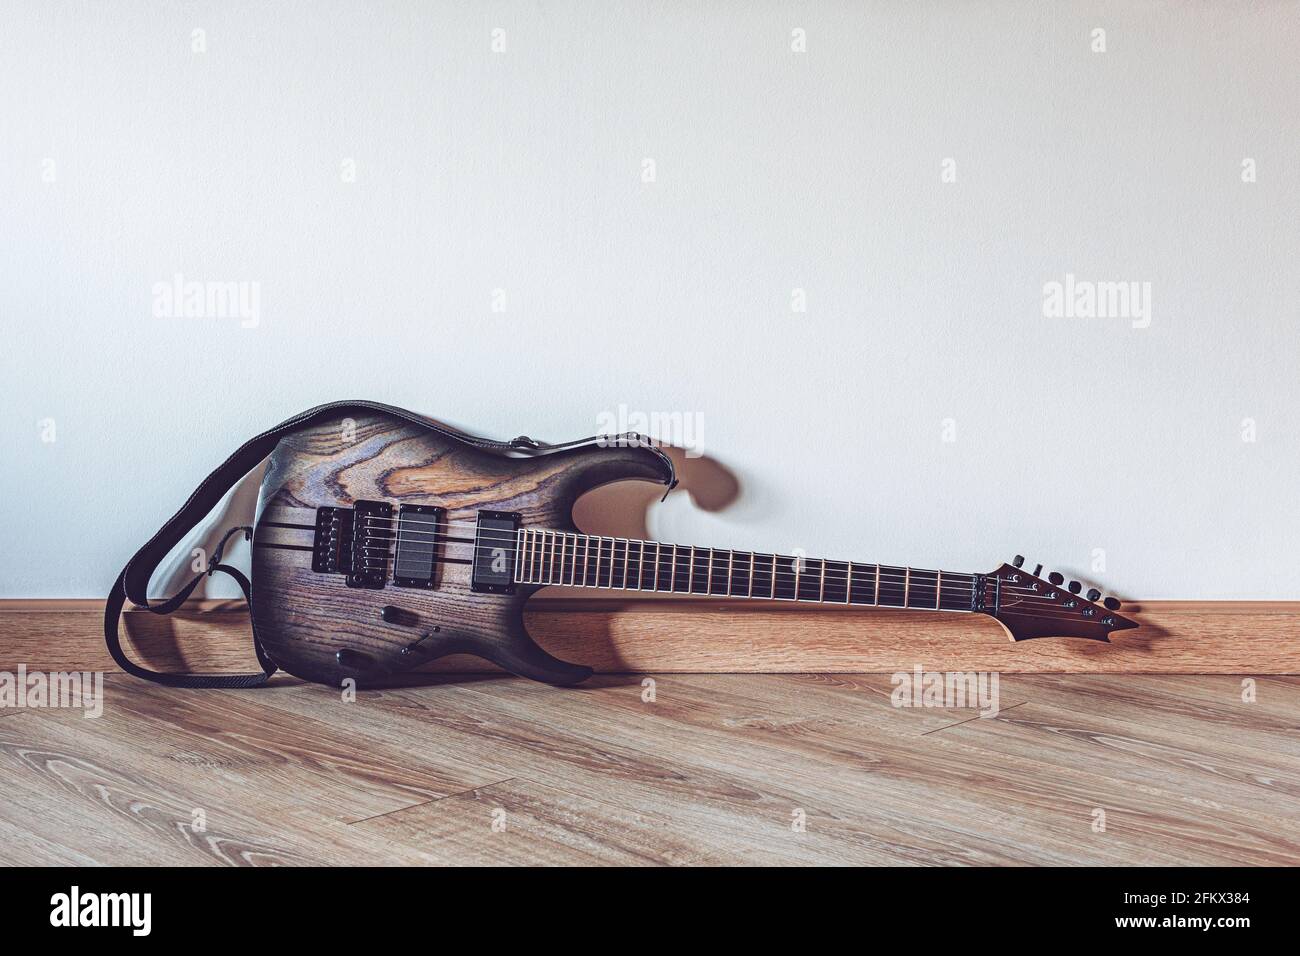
(578, 535), (589, 587)
(567, 534), (579, 586)
(877, 565), (907, 607)
(555, 533), (566, 585)
(611, 539), (626, 589)
(751, 554), (776, 597)
(709, 550), (730, 596)
(552, 532), (563, 585)
(823, 559), (850, 603)
(672, 545), (691, 593)
(621, 540), (632, 590)
(690, 547), (711, 595)
(797, 558), (824, 602)
(655, 543), (672, 592)
(725, 551), (734, 596)
(582, 536), (596, 587)
(936, 570), (943, 610)
(591, 537), (605, 588)
(939, 571), (977, 611)
(536, 532), (546, 585)
(874, 563), (880, 605)
(634, 540), (649, 590)
(773, 555), (798, 600)
(731, 551), (752, 597)
(906, 568), (939, 609)
(539, 532), (552, 583)
(848, 562), (876, 605)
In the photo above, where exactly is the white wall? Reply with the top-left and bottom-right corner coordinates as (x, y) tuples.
(2, 2), (1297, 599)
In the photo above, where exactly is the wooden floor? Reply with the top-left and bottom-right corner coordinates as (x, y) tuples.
(1, 673), (1297, 866)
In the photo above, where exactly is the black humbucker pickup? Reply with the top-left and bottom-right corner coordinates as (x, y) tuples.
(471, 510), (520, 594)
(393, 504), (445, 588)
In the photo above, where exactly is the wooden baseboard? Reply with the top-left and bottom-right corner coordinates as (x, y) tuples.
(2, 598), (1297, 674)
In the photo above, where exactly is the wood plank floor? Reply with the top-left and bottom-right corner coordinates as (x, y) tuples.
(0, 674), (1296, 865)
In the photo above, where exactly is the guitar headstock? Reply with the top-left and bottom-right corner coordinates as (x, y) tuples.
(978, 555), (1138, 642)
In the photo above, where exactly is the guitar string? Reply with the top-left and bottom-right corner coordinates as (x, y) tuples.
(282, 516), (1108, 607)
(349, 541), (1092, 612)
(339, 538), (1105, 617)
(359, 531), (991, 594)
(353, 517), (1024, 584)
(342, 529), (1088, 603)
(355, 515), (1108, 598)
(355, 524), (1091, 604)
(335, 548), (1107, 621)
(315, 512), (1103, 598)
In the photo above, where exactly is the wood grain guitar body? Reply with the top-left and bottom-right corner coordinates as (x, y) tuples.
(250, 410), (673, 687)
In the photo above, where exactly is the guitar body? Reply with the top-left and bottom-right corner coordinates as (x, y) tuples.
(250, 409), (673, 687)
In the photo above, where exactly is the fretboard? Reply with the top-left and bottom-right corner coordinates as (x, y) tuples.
(514, 529), (978, 611)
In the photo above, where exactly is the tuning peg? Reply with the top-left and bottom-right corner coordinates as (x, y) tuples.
(1103, 596), (1121, 610)
(1068, 580), (1082, 594)
(1032, 564), (1043, 577)
(1048, 571), (1064, 586)
(1086, 588), (1101, 602)
(1012, 555), (1024, 568)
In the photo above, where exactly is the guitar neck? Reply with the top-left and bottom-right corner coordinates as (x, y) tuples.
(513, 529), (981, 612)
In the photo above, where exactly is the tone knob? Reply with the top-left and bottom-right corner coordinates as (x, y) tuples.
(1048, 572), (1064, 586)
(1013, 555), (1024, 568)
(336, 648), (375, 671)
(1086, 588), (1101, 602)
(1103, 597), (1121, 610)
(1068, 580), (1082, 594)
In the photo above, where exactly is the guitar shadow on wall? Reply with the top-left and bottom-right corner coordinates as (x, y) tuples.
(438, 444), (741, 683)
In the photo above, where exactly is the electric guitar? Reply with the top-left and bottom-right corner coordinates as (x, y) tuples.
(236, 406), (1137, 687)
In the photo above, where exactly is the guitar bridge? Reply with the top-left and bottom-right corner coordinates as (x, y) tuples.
(311, 501), (392, 588)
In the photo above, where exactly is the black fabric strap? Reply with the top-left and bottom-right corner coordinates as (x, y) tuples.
(103, 400), (677, 688)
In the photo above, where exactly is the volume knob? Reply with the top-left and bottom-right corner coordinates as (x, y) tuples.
(1048, 572), (1064, 586)
(1086, 588), (1101, 602)
(1068, 580), (1082, 594)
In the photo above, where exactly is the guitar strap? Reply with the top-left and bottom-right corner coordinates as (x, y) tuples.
(103, 400), (677, 688)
